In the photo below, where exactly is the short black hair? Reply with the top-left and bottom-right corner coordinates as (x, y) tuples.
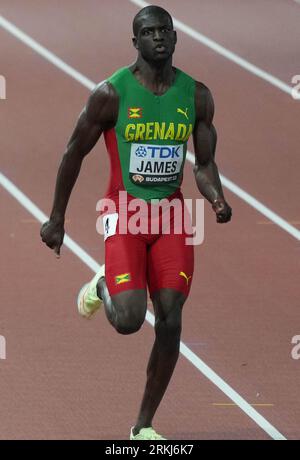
(133, 5), (173, 36)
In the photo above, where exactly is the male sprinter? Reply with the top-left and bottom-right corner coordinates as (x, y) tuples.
(40, 5), (232, 440)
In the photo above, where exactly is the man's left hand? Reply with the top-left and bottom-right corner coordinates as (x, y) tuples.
(212, 198), (232, 223)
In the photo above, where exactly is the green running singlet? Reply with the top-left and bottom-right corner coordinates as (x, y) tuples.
(104, 66), (196, 202)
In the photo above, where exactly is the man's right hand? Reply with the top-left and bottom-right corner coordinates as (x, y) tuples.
(40, 219), (65, 257)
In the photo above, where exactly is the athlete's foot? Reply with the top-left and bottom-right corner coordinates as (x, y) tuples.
(130, 426), (166, 440)
(77, 265), (105, 319)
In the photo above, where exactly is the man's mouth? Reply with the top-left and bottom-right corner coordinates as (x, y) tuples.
(154, 45), (167, 52)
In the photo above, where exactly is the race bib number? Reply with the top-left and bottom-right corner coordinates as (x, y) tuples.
(129, 143), (183, 186)
(103, 213), (118, 241)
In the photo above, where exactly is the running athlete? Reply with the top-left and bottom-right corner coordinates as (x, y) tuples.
(40, 5), (232, 440)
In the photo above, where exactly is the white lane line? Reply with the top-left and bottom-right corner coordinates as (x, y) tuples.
(0, 15), (299, 242)
(220, 175), (300, 240)
(0, 173), (100, 272)
(0, 171), (286, 440)
(0, 16), (95, 91)
(129, 0), (293, 97)
(186, 152), (300, 241)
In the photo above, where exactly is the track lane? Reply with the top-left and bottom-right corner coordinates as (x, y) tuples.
(1, 0), (298, 438)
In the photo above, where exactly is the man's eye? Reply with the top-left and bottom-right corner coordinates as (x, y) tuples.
(162, 28), (170, 33)
(143, 30), (151, 35)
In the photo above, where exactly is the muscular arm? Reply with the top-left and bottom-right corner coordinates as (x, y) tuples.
(193, 82), (231, 223)
(41, 82), (118, 254)
(50, 82), (118, 222)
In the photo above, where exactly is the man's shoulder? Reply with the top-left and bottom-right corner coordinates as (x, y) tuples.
(195, 81), (212, 97)
(195, 81), (213, 108)
(106, 66), (130, 88)
(175, 73), (213, 118)
(86, 80), (118, 127)
(174, 67), (196, 87)
(175, 69), (211, 99)
(175, 67), (212, 90)
(90, 80), (118, 105)
(194, 81), (214, 122)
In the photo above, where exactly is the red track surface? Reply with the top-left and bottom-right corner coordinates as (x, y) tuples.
(1, 0), (299, 440)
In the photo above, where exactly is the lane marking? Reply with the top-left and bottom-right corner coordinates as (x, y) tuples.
(0, 171), (286, 440)
(213, 403), (274, 407)
(186, 152), (300, 241)
(0, 16), (95, 91)
(0, 15), (299, 242)
(128, 0), (293, 97)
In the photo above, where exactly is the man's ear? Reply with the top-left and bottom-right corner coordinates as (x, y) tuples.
(132, 37), (139, 50)
(174, 30), (177, 45)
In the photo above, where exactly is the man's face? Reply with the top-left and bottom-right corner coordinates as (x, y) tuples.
(133, 14), (177, 62)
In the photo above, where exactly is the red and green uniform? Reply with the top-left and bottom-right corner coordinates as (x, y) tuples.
(104, 66), (195, 201)
(103, 67), (196, 297)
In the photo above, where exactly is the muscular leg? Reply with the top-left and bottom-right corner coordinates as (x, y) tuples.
(97, 278), (147, 335)
(132, 288), (186, 434)
(98, 232), (148, 334)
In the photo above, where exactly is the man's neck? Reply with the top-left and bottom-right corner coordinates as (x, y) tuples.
(130, 57), (175, 95)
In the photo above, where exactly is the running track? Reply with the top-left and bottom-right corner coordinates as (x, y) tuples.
(0, 0), (299, 440)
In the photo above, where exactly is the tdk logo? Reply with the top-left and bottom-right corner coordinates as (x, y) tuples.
(135, 145), (181, 159)
(135, 146), (147, 157)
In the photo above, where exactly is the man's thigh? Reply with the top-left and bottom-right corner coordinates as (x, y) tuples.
(147, 231), (194, 299)
(105, 233), (147, 296)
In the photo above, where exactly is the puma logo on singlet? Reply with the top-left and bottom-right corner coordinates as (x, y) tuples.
(177, 107), (189, 120)
(179, 271), (192, 285)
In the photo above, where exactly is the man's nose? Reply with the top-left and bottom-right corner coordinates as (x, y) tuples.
(153, 29), (163, 41)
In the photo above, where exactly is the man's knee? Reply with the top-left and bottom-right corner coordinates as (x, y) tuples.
(116, 310), (145, 335)
(155, 316), (182, 352)
(153, 290), (185, 346)
(153, 289), (185, 320)
(111, 290), (147, 335)
(157, 310), (182, 336)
